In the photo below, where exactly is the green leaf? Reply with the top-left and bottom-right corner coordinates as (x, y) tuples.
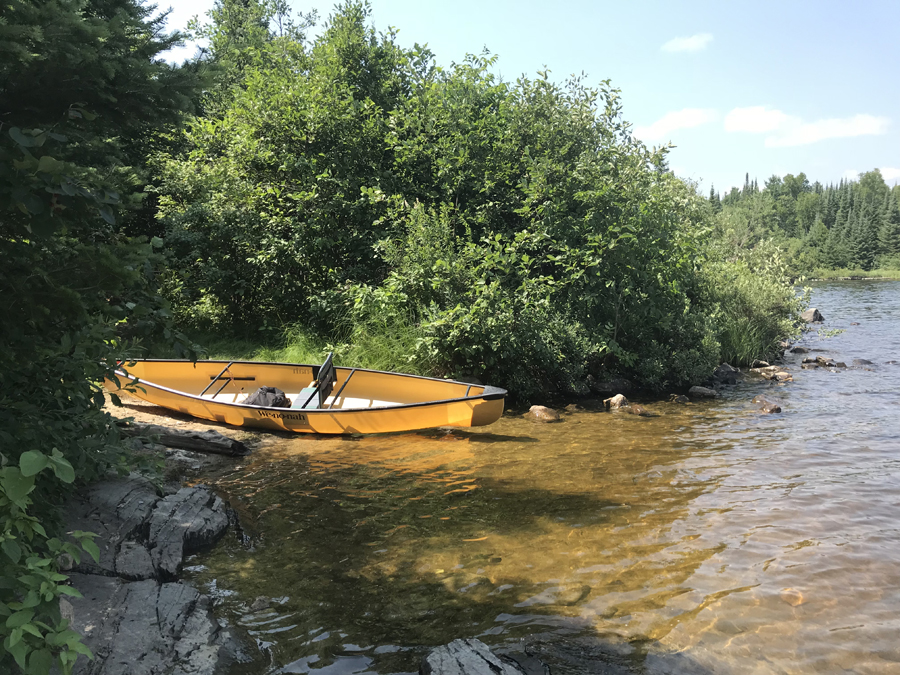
(19, 451), (49, 477)
(6, 608), (35, 628)
(36, 155), (62, 174)
(99, 206), (115, 225)
(80, 540), (100, 564)
(150, 236), (164, 248)
(28, 648), (53, 675)
(7, 637), (28, 667)
(2, 538), (22, 564)
(49, 457), (75, 484)
(2, 469), (35, 501)
(20, 623), (42, 638)
(56, 586), (82, 598)
(9, 127), (36, 148)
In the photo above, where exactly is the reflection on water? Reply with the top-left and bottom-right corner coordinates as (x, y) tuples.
(190, 281), (900, 674)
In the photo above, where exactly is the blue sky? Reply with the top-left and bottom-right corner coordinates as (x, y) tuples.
(162, 0), (900, 193)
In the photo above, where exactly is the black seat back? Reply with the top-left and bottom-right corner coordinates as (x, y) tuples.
(316, 352), (337, 408)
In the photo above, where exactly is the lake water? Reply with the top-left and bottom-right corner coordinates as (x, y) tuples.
(190, 280), (900, 674)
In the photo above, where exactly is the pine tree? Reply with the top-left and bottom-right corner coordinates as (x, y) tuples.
(709, 185), (721, 212)
(879, 193), (900, 258)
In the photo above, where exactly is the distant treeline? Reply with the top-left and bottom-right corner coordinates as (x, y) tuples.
(709, 171), (900, 274)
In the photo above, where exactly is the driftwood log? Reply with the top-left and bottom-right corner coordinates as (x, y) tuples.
(119, 422), (251, 456)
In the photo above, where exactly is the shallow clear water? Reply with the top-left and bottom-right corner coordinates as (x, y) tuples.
(189, 280), (900, 674)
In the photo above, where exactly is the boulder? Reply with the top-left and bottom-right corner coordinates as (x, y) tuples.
(801, 363), (819, 370)
(603, 394), (629, 409)
(669, 394), (690, 404)
(853, 358), (875, 366)
(790, 346), (810, 354)
(774, 372), (793, 382)
(801, 308), (824, 323)
(712, 363), (740, 385)
(421, 638), (539, 675)
(627, 404), (652, 417)
(835, 362), (847, 368)
(148, 486), (229, 580)
(523, 405), (561, 422)
(750, 360), (771, 369)
(688, 386), (716, 398)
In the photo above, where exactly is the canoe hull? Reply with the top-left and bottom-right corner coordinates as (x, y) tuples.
(106, 360), (505, 435)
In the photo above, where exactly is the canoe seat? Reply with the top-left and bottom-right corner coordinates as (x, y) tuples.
(291, 353), (338, 410)
(292, 387), (320, 409)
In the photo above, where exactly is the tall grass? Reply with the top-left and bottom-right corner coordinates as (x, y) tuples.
(703, 241), (806, 366)
(187, 316), (434, 374)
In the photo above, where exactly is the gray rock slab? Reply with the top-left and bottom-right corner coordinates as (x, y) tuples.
(68, 574), (236, 675)
(688, 386), (717, 398)
(115, 541), (155, 581)
(149, 486), (228, 580)
(421, 639), (529, 675)
(67, 475), (159, 576)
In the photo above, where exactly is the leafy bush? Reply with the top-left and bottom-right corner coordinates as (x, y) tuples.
(701, 240), (806, 366)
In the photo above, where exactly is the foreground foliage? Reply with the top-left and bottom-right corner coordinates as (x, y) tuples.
(0, 1), (201, 672)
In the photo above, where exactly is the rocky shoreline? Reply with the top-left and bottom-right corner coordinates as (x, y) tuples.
(62, 474), (249, 675)
(59, 396), (270, 675)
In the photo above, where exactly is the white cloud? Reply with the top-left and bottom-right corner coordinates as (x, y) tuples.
(724, 106), (791, 133)
(766, 114), (890, 148)
(633, 108), (717, 143)
(661, 33), (713, 53)
(878, 167), (900, 184)
(724, 106), (890, 147)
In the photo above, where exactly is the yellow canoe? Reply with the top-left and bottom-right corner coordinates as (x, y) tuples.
(106, 357), (506, 435)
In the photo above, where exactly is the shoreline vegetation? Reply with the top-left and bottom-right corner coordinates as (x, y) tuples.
(0, 1), (895, 673)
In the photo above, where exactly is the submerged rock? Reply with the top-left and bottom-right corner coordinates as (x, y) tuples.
(780, 588), (805, 607)
(669, 394), (690, 404)
(688, 386), (716, 398)
(627, 404), (652, 417)
(421, 638), (540, 675)
(524, 405), (561, 422)
(790, 346), (810, 354)
(774, 372), (793, 382)
(801, 308), (825, 322)
(603, 394), (629, 409)
(752, 395), (782, 414)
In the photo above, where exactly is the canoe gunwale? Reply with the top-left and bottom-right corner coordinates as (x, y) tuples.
(111, 360), (507, 414)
